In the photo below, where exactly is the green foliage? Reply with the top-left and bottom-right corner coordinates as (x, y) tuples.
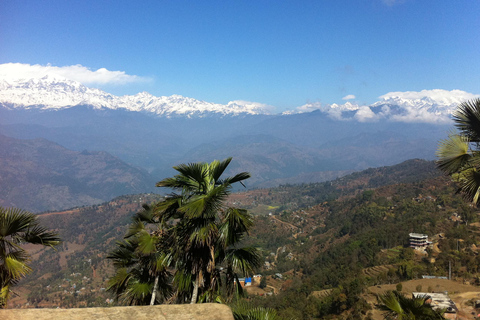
(12, 157), (480, 316)
(259, 276), (267, 289)
(377, 290), (445, 319)
(232, 302), (280, 320)
(106, 204), (173, 305)
(108, 158), (260, 305)
(0, 207), (60, 307)
(437, 98), (480, 205)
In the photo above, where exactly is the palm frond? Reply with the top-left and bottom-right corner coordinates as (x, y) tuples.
(210, 158), (232, 182)
(153, 196), (182, 220)
(453, 98), (480, 141)
(377, 291), (445, 320)
(0, 206), (60, 307)
(0, 208), (36, 238)
(219, 208), (254, 247)
(124, 219), (146, 239)
(4, 254), (32, 280)
(133, 204), (156, 223)
(436, 133), (471, 175)
(232, 302), (280, 320)
(220, 172), (251, 188)
(107, 267), (131, 297)
(180, 185), (229, 219)
(137, 230), (159, 255)
(23, 225), (60, 247)
(226, 246), (261, 276)
(377, 291), (405, 317)
(107, 240), (138, 268)
(458, 167), (480, 205)
(124, 281), (152, 305)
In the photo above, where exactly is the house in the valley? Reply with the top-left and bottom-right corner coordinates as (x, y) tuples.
(409, 233), (431, 251)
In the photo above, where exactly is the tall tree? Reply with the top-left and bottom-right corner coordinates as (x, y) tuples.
(0, 207), (60, 308)
(156, 157), (259, 304)
(107, 204), (172, 305)
(108, 158), (260, 304)
(437, 98), (480, 205)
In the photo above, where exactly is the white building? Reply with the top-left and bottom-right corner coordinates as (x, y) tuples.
(409, 233), (430, 250)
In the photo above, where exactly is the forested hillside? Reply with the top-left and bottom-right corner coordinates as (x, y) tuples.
(0, 134), (155, 211)
(10, 159), (480, 319)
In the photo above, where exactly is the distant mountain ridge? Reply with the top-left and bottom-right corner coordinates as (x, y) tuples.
(0, 76), (478, 121)
(0, 76), (469, 203)
(290, 89), (479, 123)
(0, 76), (273, 116)
(0, 134), (156, 212)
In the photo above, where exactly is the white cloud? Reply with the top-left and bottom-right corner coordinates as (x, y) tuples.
(286, 101), (361, 120)
(389, 110), (449, 123)
(378, 89), (479, 105)
(0, 63), (151, 85)
(354, 106), (379, 122)
(227, 100), (276, 114)
(291, 102), (324, 114)
(342, 94), (356, 100)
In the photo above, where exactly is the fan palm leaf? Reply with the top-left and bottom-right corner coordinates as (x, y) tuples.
(377, 291), (445, 320)
(453, 98), (480, 141)
(0, 207), (60, 308)
(436, 133), (471, 174)
(232, 302), (280, 320)
(437, 99), (480, 206)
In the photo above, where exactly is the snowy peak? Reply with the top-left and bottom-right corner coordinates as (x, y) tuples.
(368, 89), (480, 123)
(0, 76), (114, 110)
(0, 76), (479, 123)
(0, 77), (272, 116)
(377, 89), (475, 107)
(288, 89), (479, 123)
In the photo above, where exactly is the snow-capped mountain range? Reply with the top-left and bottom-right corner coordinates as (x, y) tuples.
(0, 75), (478, 123)
(290, 89), (479, 123)
(0, 76), (273, 117)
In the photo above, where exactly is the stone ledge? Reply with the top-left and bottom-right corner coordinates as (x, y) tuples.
(0, 303), (234, 320)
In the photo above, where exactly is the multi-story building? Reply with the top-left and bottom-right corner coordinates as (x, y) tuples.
(409, 233), (429, 250)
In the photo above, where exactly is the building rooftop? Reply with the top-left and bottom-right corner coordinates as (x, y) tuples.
(409, 233), (428, 238)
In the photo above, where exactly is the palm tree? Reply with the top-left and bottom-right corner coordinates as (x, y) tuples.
(377, 291), (445, 320)
(155, 157), (259, 304)
(437, 98), (480, 205)
(107, 204), (173, 305)
(108, 158), (260, 305)
(0, 207), (60, 308)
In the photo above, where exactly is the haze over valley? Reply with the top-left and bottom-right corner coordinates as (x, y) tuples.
(0, 72), (473, 211)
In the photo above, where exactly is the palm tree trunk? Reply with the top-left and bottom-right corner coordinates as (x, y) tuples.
(150, 275), (159, 305)
(190, 276), (199, 304)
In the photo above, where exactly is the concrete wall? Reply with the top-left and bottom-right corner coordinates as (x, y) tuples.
(0, 303), (234, 320)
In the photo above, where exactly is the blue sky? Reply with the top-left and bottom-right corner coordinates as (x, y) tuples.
(0, 0), (479, 112)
